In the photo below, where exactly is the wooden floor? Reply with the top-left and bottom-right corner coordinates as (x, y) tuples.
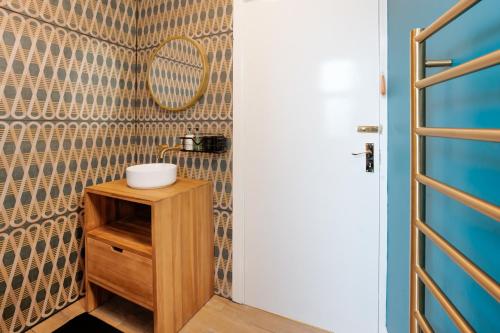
(29, 296), (330, 333)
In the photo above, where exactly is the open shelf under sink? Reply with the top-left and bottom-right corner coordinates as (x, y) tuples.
(87, 216), (152, 258)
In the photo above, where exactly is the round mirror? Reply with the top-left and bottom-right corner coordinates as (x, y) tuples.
(147, 36), (209, 111)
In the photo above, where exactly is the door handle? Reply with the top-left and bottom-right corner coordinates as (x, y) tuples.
(351, 151), (370, 156)
(352, 143), (374, 173)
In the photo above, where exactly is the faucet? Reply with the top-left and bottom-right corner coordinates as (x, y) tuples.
(158, 144), (182, 161)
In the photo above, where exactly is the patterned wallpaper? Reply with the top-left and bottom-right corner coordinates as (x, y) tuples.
(0, 0), (233, 331)
(135, 0), (233, 298)
(148, 42), (204, 109)
(0, 1), (136, 332)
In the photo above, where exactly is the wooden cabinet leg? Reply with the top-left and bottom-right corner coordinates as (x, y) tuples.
(85, 281), (106, 312)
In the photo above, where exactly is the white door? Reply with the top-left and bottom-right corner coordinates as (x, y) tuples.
(234, 0), (382, 332)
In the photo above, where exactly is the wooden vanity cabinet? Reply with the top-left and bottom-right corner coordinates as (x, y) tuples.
(84, 179), (214, 333)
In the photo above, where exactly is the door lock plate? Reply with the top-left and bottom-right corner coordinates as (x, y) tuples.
(365, 143), (374, 173)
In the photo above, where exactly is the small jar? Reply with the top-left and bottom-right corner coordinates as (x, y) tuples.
(183, 130), (195, 151)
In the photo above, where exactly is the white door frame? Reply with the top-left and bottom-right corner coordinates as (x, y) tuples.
(232, 1), (388, 332)
(377, 0), (388, 332)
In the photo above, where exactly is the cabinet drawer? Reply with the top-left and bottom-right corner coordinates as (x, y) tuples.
(86, 237), (153, 309)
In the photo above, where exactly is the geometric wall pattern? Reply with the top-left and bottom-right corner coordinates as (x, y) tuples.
(0, 212), (84, 332)
(149, 56), (204, 109)
(0, 0), (137, 49)
(136, 0), (232, 49)
(0, 0), (136, 331)
(136, 0), (233, 298)
(1, 0), (233, 330)
(155, 38), (203, 67)
(0, 8), (136, 121)
(0, 121), (134, 232)
(136, 33), (233, 122)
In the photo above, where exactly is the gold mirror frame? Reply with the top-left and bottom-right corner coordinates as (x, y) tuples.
(147, 36), (210, 112)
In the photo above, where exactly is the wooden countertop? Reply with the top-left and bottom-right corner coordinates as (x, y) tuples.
(85, 178), (211, 205)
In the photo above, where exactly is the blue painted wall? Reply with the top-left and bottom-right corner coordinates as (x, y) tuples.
(387, 1), (500, 332)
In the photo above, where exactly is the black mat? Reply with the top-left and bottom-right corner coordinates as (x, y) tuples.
(53, 313), (122, 333)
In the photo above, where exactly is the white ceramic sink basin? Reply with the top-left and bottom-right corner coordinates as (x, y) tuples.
(126, 163), (177, 189)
